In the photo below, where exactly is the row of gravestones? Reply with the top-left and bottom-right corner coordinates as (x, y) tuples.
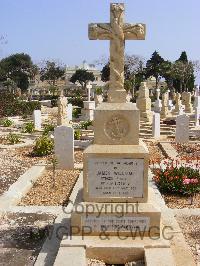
(136, 82), (200, 122)
(152, 112), (196, 143)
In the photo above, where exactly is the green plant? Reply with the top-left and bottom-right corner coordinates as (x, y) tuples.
(80, 120), (92, 130)
(22, 122), (35, 133)
(32, 136), (54, 156)
(43, 124), (55, 136)
(153, 161), (200, 196)
(74, 129), (81, 140)
(95, 87), (103, 95)
(72, 108), (81, 119)
(2, 118), (13, 127)
(7, 133), (21, 145)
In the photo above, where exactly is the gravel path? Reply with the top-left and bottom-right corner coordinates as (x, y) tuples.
(0, 213), (54, 266)
(0, 147), (44, 196)
(176, 215), (200, 264)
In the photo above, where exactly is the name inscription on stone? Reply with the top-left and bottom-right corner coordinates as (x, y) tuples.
(83, 216), (150, 232)
(88, 158), (144, 198)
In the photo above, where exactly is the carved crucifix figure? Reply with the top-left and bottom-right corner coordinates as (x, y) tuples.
(89, 3), (146, 103)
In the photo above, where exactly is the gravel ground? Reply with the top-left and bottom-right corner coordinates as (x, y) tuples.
(0, 213), (54, 266)
(144, 140), (166, 163)
(163, 193), (200, 209)
(0, 145), (83, 197)
(176, 215), (200, 264)
(0, 147), (47, 196)
(171, 142), (200, 160)
(19, 168), (80, 206)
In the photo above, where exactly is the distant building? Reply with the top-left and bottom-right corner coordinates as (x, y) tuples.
(65, 60), (105, 88)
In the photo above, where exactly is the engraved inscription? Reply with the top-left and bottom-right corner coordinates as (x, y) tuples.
(83, 216), (150, 232)
(88, 158), (144, 198)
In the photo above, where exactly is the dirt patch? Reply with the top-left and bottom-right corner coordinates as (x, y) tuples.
(171, 142), (200, 160)
(0, 213), (54, 266)
(144, 141), (166, 163)
(163, 193), (200, 209)
(176, 215), (200, 264)
(0, 146), (83, 197)
(19, 168), (80, 206)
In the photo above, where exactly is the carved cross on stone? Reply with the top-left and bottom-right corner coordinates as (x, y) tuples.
(89, 3), (146, 103)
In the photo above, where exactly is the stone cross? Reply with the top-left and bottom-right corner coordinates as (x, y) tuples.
(89, 3), (146, 103)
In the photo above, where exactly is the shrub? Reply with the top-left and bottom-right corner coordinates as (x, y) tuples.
(0, 90), (41, 117)
(2, 118), (13, 127)
(7, 133), (21, 145)
(153, 160), (200, 196)
(74, 129), (81, 140)
(72, 108), (81, 119)
(51, 96), (58, 107)
(22, 122), (35, 133)
(32, 136), (54, 157)
(68, 96), (84, 108)
(80, 120), (92, 130)
(43, 124), (55, 136)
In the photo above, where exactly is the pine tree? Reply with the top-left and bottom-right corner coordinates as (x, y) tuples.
(144, 51), (165, 89)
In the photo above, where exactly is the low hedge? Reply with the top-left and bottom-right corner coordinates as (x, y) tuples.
(0, 91), (41, 117)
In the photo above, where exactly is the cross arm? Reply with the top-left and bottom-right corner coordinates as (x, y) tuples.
(88, 23), (112, 40)
(123, 23), (146, 40)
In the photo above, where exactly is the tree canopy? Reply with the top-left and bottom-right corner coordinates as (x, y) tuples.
(70, 69), (95, 89)
(144, 51), (165, 89)
(40, 61), (65, 86)
(0, 53), (37, 92)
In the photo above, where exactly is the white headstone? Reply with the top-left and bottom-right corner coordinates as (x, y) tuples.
(168, 100), (174, 111)
(54, 126), (74, 169)
(175, 114), (189, 143)
(154, 99), (162, 112)
(33, 110), (41, 130)
(67, 104), (73, 121)
(195, 107), (200, 127)
(152, 112), (160, 139)
(82, 101), (95, 121)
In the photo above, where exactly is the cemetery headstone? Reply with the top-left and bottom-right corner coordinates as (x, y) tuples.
(57, 90), (68, 126)
(175, 114), (189, 143)
(136, 82), (153, 122)
(173, 92), (182, 114)
(67, 103), (73, 121)
(54, 125), (74, 169)
(160, 92), (169, 118)
(195, 107), (200, 127)
(152, 112), (160, 139)
(182, 92), (193, 113)
(33, 110), (41, 130)
(154, 88), (162, 113)
(71, 3), (160, 237)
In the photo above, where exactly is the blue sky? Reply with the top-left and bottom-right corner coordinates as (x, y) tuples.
(0, 0), (200, 74)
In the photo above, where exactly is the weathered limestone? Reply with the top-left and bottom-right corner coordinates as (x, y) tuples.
(175, 114), (189, 143)
(195, 107), (200, 127)
(94, 94), (103, 107)
(82, 101), (95, 121)
(136, 82), (153, 122)
(89, 3), (145, 103)
(57, 92), (68, 126)
(160, 93), (169, 118)
(152, 112), (160, 139)
(173, 93), (182, 114)
(182, 91), (193, 113)
(54, 126), (74, 169)
(33, 110), (41, 130)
